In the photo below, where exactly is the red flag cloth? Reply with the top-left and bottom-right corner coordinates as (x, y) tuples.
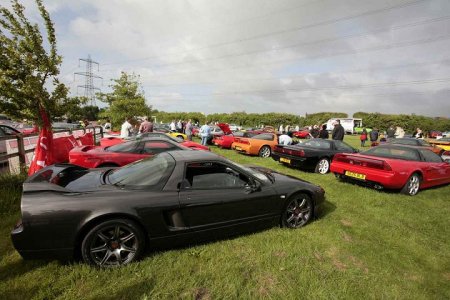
(28, 109), (54, 176)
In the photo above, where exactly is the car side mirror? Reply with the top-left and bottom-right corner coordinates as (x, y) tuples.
(245, 180), (261, 194)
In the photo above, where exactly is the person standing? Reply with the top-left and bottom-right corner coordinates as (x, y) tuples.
(369, 128), (379, 146)
(331, 120), (345, 140)
(138, 116), (153, 134)
(360, 128), (368, 147)
(386, 125), (395, 139)
(176, 120), (182, 133)
(319, 124), (329, 139)
(310, 125), (320, 138)
(185, 119), (193, 141)
(199, 122), (211, 146)
(103, 119), (112, 133)
(120, 117), (133, 138)
(170, 120), (176, 132)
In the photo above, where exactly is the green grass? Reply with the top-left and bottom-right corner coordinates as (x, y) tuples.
(1, 136), (449, 299)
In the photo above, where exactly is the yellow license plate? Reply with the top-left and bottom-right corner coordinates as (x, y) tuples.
(345, 171), (366, 180)
(280, 157), (291, 164)
(235, 146), (242, 151)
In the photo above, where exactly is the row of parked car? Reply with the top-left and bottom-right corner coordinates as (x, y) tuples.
(8, 122), (450, 267)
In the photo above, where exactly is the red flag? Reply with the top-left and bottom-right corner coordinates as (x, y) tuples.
(28, 108), (54, 176)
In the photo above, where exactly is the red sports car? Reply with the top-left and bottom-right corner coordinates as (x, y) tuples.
(69, 138), (191, 168)
(330, 144), (450, 196)
(292, 130), (311, 139)
(211, 123), (256, 149)
(100, 133), (209, 150)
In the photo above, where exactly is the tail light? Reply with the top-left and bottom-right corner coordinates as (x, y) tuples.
(291, 149), (305, 156)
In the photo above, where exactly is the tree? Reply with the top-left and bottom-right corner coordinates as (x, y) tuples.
(0, 0), (68, 125)
(98, 72), (152, 127)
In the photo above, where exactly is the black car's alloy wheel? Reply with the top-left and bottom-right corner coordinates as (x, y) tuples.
(282, 193), (313, 228)
(259, 146), (271, 158)
(81, 219), (145, 267)
(401, 173), (421, 196)
(315, 158), (330, 174)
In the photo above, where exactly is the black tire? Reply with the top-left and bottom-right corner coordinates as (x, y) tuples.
(177, 135), (185, 140)
(400, 173), (421, 196)
(258, 145), (271, 158)
(281, 193), (313, 228)
(314, 158), (330, 174)
(81, 219), (145, 267)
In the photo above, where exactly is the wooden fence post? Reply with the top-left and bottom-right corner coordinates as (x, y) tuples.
(17, 133), (26, 173)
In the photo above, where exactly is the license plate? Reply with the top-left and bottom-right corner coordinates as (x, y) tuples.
(345, 171), (366, 180)
(235, 146), (242, 151)
(280, 157), (291, 164)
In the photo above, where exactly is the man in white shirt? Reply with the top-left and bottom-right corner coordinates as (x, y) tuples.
(120, 117), (133, 138)
(279, 134), (293, 145)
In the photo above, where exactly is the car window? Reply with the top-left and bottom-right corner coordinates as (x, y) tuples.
(390, 139), (418, 146)
(419, 149), (443, 163)
(298, 139), (331, 149)
(142, 141), (178, 154)
(108, 153), (176, 188)
(252, 133), (274, 141)
(106, 141), (138, 153)
(334, 140), (354, 151)
(1, 126), (18, 135)
(362, 147), (420, 161)
(185, 162), (250, 189)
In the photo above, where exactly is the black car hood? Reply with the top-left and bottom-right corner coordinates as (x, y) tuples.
(246, 165), (315, 185)
(25, 164), (117, 193)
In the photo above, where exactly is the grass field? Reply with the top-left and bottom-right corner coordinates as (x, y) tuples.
(0, 136), (449, 299)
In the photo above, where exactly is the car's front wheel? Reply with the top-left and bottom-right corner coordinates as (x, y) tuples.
(281, 193), (313, 228)
(81, 219), (145, 267)
(315, 158), (330, 174)
(400, 173), (421, 196)
(259, 146), (271, 158)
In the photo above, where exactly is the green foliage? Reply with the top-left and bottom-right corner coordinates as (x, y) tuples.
(0, 0), (68, 125)
(353, 112), (450, 133)
(0, 173), (25, 215)
(304, 112), (348, 126)
(98, 72), (152, 128)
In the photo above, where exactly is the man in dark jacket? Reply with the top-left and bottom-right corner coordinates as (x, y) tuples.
(370, 128), (379, 142)
(331, 120), (345, 140)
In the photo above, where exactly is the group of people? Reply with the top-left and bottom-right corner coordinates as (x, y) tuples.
(278, 121), (344, 145)
(119, 116), (154, 138)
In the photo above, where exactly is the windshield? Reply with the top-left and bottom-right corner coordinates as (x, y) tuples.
(106, 141), (137, 152)
(227, 160), (271, 183)
(362, 147), (420, 161)
(108, 153), (176, 188)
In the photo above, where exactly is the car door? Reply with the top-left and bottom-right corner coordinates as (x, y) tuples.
(418, 149), (450, 185)
(178, 161), (277, 230)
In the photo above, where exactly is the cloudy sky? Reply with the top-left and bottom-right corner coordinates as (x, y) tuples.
(9, 0), (450, 117)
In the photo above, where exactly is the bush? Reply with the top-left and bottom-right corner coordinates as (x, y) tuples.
(0, 173), (26, 215)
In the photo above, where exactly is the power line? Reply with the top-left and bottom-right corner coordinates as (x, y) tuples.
(134, 33), (450, 79)
(141, 59), (450, 88)
(164, 77), (450, 97)
(103, 0), (428, 66)
(74, 55), (103, 105)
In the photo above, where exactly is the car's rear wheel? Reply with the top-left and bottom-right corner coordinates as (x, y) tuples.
(315, 158), (330, 174)
(177, 135), (184, 140)
(281, 193), (313, 228)
(81, 219), (145, 267)
(259, 146), (271, 158)
(400, 173), (421, 196)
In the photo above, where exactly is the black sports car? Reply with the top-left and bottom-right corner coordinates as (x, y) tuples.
(12, 150), (325, 266)
(272, 139), (358, 174)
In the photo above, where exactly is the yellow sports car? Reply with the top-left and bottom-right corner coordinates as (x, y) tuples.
(153, 127), (187, 140)
(427, 138), (450, 151)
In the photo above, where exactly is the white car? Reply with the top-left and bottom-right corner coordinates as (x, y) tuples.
(228, 124), (241, 131)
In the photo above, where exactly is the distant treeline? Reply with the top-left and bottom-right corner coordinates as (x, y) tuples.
(153, 111), (449, 133)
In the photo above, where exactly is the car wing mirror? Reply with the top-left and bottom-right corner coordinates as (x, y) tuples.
(245, 180), (261, 194)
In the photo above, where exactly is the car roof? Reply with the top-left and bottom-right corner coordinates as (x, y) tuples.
(167, 150), (224, 162)
(373, 144), (424, 151)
